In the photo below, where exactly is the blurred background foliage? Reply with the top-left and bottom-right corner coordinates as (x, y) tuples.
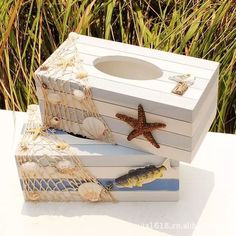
(0, 0), (235, 133)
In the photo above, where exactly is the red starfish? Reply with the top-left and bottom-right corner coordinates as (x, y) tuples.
(116, 104), (166, 149)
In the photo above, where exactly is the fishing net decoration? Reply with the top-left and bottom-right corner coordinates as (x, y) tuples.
(16, 33), (117, 202)
(34, 32), (115, 144)
(16, 105), (114, 202)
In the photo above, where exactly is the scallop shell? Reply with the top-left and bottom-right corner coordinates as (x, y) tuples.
(73, 89), (85, 101)
(47, 92), (61, 104)
(21, 162), (40, 177)
(56, 160), (76, 174)
(50, 117), (60, 126)
(78, 182), (103, 202)
(82, 117), (106, 139)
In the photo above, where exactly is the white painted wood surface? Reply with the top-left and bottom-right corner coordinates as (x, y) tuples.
(15, 106), (179, 202)
(34, 33), (219, 162)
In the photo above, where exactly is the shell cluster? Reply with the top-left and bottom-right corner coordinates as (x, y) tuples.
(78, 182), (103, 202)
(82, 117), (106, 139)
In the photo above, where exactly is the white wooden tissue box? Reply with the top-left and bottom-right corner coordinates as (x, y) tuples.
(34, 32), (219, 163)
(15, 105), (179, 202)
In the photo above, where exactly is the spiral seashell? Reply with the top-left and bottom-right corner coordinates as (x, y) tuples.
(56, 160), (76, 174)
(47, 92), (61, 104)
(50, 117), (60, 126)
(21, 162), (40, 177)
(82, 117), (106, 140)
(78, 182), (103, 202)
(73, 89), (85, 101)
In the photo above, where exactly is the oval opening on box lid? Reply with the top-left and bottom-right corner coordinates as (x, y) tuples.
(94, 55), (163, 80)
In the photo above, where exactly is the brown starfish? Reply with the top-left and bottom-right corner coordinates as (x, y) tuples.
(116, 104), (166, 149)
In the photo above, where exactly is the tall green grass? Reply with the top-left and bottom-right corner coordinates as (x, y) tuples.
(0, 0), (235, 133)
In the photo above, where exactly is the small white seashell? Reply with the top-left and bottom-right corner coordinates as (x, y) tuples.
(50, 117), (60, 126)
(21, 162), (40, 177)
(82, 117), (106, 140)
(47, 92), (61, 104)
(56, 160), (76, 174)
(78, 182), (103, 202)
(73, 89), (85, 101)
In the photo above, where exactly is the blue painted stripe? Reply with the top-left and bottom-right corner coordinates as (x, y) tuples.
(20, 178), (179, 192)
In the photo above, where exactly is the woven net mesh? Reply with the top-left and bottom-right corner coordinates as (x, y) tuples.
(35, 33), (115, 144)
(16, 105), (114, 202)
(16, 33), (116, 202)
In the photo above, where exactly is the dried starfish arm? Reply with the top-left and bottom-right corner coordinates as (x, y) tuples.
(116, 113), (137, 127)
(127, 129), (142, 141)
(143, 122), (166, 132)
(143, 132), (160, 148)
(138, 104), (146, 123)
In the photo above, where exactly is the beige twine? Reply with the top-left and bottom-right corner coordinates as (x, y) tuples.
(16, 105), (115, 202)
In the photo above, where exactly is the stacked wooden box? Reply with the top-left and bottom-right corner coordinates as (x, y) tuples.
(15, 106), (179, 201)
(15, 33), (219, 202)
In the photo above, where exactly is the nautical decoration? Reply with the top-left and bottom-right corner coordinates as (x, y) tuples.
(116, 104), (166, 148)
(78, 182), (103, 202)
(168, 74), (195, 95)
(115, 159), (171, 188)
(82, 117), (106, 139)
(56, 160), (76, 174)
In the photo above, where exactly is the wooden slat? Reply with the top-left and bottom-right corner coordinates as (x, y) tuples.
(17, 165), (179, 179)
(77, 43), (215, 80)
(77, 34), (219, 71)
